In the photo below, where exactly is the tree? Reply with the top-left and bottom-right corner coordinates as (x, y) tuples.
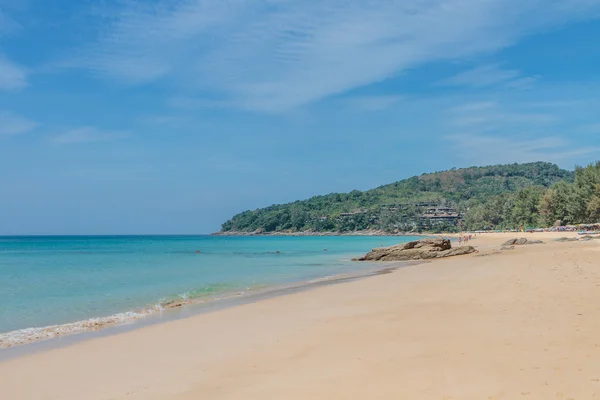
(586, 184), (600, 222)
(220, 162), (574, 233)
(571, 162), (600, 223)
(508, 186), (545, 228)
(540, 180), (573, 226)
(290, 208), (308, 231)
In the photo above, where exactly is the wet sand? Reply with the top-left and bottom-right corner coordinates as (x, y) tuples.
(0, 262), (410, 352)
(2, 231), (600, 399)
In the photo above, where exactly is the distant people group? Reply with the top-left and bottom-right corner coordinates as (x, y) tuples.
(457, 234), (474, 246)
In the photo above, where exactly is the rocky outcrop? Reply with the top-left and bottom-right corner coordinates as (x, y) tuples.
(353, 238), (477, 261)
(500, 237), (545, 251)
(501, 237), (545, 247)
(554, 237), (579, 242)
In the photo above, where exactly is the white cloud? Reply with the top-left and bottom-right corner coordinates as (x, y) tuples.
(0, 6), (27, 90)
(72, 0), (600, 111)
(342, 95), (405, 111)
(52, 127), (129, 144)
(446, 101), (556, 130)
(448, 102), (498, 114)
(0, 111), (37, 135)
(504, 76), (538, 90)
(167, 96), (235, 110)
(0, 9), (20, 34)
(581, 122), (600, 133)
(449, 111), (556, 127)
(442, 96), (600, 166)
(439, 64), (537, 89)
(137, 115), (179, 125)
(445, 133), (600, 166)
(0, 54), (27, 90)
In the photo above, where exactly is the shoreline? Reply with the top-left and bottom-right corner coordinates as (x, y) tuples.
(3, 231), (600, 399)
(212, 230), (427, 236)
(0, 259), (413, 354)
(1, 235), (428, 351)
(0, 231), (578, 351)
(0, 232), (532, 351)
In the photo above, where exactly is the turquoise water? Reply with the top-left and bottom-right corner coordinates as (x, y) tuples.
(0, 235), (417, 337)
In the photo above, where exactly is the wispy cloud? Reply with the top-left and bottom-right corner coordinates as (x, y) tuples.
(448, 102), (497, 114)
(52, 127), (129, 144)
(449, 111), (555, 127)
(504, 76), (538, 90)
(0, 54), (27, 90)
(446, 101), (556, 130)
(581, 122), (600, 133)
(70, 0), (600, 111)
(0, 8), (21, 34)
(137, 115), (179, 125)
(0, 111), (37, 136)
(136, 114), (197, 128)
(0, 5), (27, 90)
(438, 64), (537, 89)
(442, 96), (600, 166)
(445, 133), (600, 166)
(342, 95), (405, 111)
(167, 96), (235, 110)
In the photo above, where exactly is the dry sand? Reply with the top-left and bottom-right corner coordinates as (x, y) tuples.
(2, 232), (600, 399)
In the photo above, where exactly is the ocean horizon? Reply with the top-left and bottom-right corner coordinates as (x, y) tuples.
(0, 235), (419, 348)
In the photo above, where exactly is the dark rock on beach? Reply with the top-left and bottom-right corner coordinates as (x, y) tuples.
(501, 238), (545, 247)
(554, 237), (579, 242)
(353, 238), (477, 262)
(502, 238), (520, 246)
(558, 235), (600, 242)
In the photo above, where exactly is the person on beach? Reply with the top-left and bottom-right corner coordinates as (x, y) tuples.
(458, 236), (462, 246)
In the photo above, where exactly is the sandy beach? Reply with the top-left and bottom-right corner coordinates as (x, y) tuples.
(2, 232), (600, 399)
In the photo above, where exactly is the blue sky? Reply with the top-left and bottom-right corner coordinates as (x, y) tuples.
(1, 0), (600, 234)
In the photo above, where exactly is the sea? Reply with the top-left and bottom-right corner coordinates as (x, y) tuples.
(0, 235), (419, 348)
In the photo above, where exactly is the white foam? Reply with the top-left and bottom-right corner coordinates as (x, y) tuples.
(0, 309), (156, 349)
(308, 275), (337, 283)
(0, 272), (369, 349)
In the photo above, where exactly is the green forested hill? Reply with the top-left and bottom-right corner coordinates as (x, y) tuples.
(220, 162), (579, 233)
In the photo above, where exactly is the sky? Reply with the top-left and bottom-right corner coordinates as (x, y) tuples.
(1, 0), (600, 235)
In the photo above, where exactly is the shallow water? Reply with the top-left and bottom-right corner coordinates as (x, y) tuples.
(0, 235), (418, 342)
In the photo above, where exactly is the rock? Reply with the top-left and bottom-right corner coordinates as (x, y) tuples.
(501, 237), (545, 247)
(554, 237), (578, 242)
(515, 237), (529, 245)
(526, 240), (545, 245)
(353, 238), (477, 262)
(443, 246), (478, 257)
(502, 238), (519, 246)
(579, 235), (600, 241)
(501, 245), (515, 251)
